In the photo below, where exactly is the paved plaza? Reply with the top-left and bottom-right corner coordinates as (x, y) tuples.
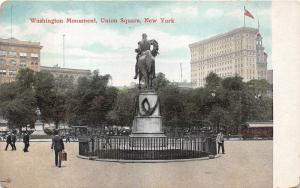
(0, 140), (272, 188)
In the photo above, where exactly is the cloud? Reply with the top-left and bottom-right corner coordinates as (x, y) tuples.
(204, 8), (224, 18)
(138, 5), (198, 20)
(226, 9), (242, 18)
(171, 7), (198, 17)
(256, 9), (271, 17)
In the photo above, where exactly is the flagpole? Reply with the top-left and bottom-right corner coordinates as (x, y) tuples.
(11, 5), (13, 39)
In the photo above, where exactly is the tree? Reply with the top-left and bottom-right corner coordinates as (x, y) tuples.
(152, 72), (170, 91)
(0, 69), (37, 132)
(34, 71), (55, 123)
(208, 106), (233, 133)
(16, 68), (35, 90)
(69, 71), (117, 128)
(205, 72), (221, 90)
(34, 71), (74, 129)
(108, 88), (137, 127)
(159, 85), (185, 123)
(246, 79), (272, 98)
(221, 76), (245, 134)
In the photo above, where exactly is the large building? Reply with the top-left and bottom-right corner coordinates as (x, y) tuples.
(0, 38), (42, 84)
(189, 27), (268, 88)
(40, 65), (91, 82)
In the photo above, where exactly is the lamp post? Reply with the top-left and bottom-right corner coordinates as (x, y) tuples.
(237, 91), (242, 134)
(210, 90), (218, 133)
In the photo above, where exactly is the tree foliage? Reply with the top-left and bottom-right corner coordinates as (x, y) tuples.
(68, 71), (118, 127)
(0, 69), (37, 131)
(0, 69), (273, 135)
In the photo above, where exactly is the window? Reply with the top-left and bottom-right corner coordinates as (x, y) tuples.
(0, 69), (6, 75)
(20, 61), (27, 67)
(9, 70), (17, 75)
(10, 60), (17, 65)
(8, 51), (17, 57)
(31, 53), (39, 58)
(0, 59), (5, 65)
(20, 52), (27, 57)
(0, 51), (7, 56)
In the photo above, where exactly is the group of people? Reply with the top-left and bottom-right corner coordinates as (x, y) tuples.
(4, 132), (30, 152)
(5, 132), (17, 151)
(4, 129), (66, 168)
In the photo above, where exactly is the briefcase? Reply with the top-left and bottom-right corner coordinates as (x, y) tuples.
(59, 151), (67, 161)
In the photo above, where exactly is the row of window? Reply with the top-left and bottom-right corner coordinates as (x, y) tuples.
(0, 50), (39, 58)
(202, 33), (254, 48)
(0, 69), (17, 76)
(192, 44), (258, 60)
(193, 50), (257, 63)
(195, 65), (257, 78)
(0, 59), (38, 66)
(192, 32), (257, 51)
(196, 68), (258, 80)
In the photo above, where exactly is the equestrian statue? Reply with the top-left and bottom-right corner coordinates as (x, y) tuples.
(133, 33), (159, 89)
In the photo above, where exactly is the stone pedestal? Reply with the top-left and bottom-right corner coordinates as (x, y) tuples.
(31, 120), (46, 136)
(130, 90), (165, 138)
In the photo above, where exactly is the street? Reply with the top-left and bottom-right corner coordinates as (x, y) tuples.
(0, 140), (272, 188)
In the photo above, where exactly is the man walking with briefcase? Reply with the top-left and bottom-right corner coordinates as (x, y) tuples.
(51, 129), (65, 168)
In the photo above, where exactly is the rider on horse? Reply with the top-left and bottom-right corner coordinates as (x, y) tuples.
(134, 33), (156, 79)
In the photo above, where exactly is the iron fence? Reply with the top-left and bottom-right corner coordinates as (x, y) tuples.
(78, 135), (217, 160)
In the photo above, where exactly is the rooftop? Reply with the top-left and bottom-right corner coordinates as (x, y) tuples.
(189, 27), (259, 48)
(40, 66), (91, 74)
(0, 37), (42, 48)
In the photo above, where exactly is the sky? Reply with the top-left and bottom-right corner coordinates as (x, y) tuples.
(0, 1), (272, 86)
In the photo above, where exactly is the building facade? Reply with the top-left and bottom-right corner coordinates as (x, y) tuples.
(172, 81), (193, 89)
(40, 65), (91, 82)
(267, 69), (273, 84)
(0, 38), (42, 84)
(189, 27), (268, 88)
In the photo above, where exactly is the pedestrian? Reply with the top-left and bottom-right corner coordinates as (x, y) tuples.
(23, 132), (30, 152)
(11, 132), (17, 151)
(216, 131), (225, 154)
(51, 129), (65, 168)
(4, 133), (13, 151)
(104, 131), (111, 149)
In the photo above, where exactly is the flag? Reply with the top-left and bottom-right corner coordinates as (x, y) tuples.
(244, 7), (254, 19)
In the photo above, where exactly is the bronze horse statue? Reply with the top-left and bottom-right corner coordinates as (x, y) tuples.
(136, 40), (159, 89)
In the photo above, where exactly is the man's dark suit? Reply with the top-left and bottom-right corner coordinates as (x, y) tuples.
(51, 135), (65, 167)
(23, 134), (30, 152)
(5, 135), (13, 150)
(11, 134), (17, 150)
